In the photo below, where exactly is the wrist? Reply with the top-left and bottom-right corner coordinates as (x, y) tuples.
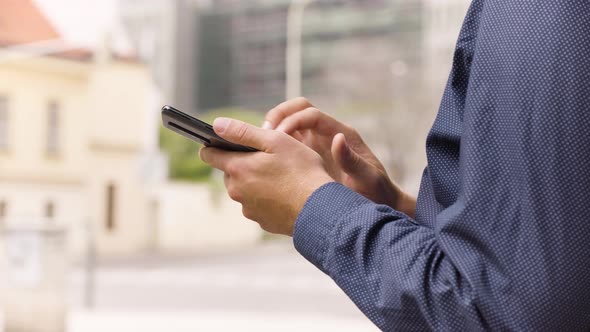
(395, 190), (417, 219)
(289, 174), (334, 236)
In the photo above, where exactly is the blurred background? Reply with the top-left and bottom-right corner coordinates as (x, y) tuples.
(0, 0), (470, 331)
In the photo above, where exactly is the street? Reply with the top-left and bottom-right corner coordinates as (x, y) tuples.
(65, 241), (379, 332)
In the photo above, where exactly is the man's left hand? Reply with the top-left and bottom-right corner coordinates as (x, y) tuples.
(199, 117), (333, 236)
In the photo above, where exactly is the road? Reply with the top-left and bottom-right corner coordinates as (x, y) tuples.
(65, 241), (379, 332)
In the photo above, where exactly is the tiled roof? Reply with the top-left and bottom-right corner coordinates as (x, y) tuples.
(0, 0), (139, 63)
(0, 0), (61, 45)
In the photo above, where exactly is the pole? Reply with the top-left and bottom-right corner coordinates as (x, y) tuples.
(286, 0), (314, 100)
(84, 218), (96, 309)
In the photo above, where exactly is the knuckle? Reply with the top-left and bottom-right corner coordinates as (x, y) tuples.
(294, 96), (311, 106)
(242, 206), (255, 220)
(345, 124), (359, 137)
(274, 100), (291, 113)
(235, 123), (249, 141)
(266, 107), (281, 121)
(276, 102), (292, 117)
(256, 221), (269, 232)
(227, 186), (242, 202)
(305, 107), (321, 117)
(225, 161), (239, 177)
(268, 129), (285, 142)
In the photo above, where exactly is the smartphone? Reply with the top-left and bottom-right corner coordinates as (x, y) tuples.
(161, 105), (257, 152)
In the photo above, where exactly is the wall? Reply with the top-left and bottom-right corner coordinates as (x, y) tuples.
(0, 59), (88, 182)
(156, 181), (262, 253)
(0, 55), (162, 258)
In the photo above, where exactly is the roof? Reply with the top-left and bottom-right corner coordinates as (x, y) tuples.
(0, 0), (140, 63)
(0, 0), (60, 45)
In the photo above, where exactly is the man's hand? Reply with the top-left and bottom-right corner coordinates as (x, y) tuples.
(264, 97), (416, 218)
(199, 117), (333, 236)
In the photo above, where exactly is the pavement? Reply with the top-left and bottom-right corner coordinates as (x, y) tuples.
(3, 241), (379, 331)
(68, 310), (376, 332)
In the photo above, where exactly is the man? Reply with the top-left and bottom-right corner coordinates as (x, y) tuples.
(200, 0), (590, 330)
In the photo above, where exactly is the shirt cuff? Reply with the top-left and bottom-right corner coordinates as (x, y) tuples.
(293, 182), (370, 271)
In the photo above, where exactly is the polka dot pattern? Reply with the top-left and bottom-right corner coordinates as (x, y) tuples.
(294, 1), (590, 330)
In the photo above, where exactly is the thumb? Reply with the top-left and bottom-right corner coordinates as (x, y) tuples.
(213, 117), (270, 151)
(331, 133), (371, 180)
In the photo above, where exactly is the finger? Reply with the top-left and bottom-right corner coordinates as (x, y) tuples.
(275, 107), (337, 136)
(213, 117), (273, 151)
(331, 133), (372, 180)
(292, 130), (304, 142)
(263, 97), (314, 129)
(199, 146), (234, 171)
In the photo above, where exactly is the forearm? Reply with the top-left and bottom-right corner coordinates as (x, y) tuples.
(294, 182), (587, 330)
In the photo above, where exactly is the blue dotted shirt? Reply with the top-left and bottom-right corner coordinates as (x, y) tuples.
(293, 1), (590, 330)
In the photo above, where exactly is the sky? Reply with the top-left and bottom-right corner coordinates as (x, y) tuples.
(33, 0), (127, 50)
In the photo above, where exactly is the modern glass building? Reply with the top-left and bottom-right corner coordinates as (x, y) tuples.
(197, 0), (425, 111)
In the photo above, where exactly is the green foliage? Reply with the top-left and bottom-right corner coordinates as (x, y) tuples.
(159, 108), (264, 182)
(199, 107), (265, 127)
(159, 125), (212, 182)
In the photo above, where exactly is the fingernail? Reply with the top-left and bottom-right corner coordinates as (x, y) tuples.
(262, 121), (273, 129)
(198, 147), (205, 161)
(213, 118), (230, 133)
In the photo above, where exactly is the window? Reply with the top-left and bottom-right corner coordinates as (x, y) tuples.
(105, 183), (116, 231)
(0, 97), (8, 150)
(0, 200), (6, 219)
(45, 201), (55, 219)
(46, 100), (60, 155)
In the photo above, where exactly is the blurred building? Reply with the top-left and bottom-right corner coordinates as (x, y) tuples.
(195, 0), (468, 110)
(119, 0), (204, 114)
(197, 0), (406, 111)
(105, 0), (472, 115)
(0, 0), (261, 258)
(0, 0), (166, 256)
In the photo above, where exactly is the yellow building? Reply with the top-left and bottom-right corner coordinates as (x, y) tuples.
(0, 0), (165, 257)
(0, 1), (262, 259)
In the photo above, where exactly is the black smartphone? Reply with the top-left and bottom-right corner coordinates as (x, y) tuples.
(161, 105), (257, 152)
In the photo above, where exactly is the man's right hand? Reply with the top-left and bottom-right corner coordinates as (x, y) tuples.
(263, 97), (416, 218)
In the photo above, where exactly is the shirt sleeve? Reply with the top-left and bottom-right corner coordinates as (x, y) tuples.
(294, 183), (476, 331)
